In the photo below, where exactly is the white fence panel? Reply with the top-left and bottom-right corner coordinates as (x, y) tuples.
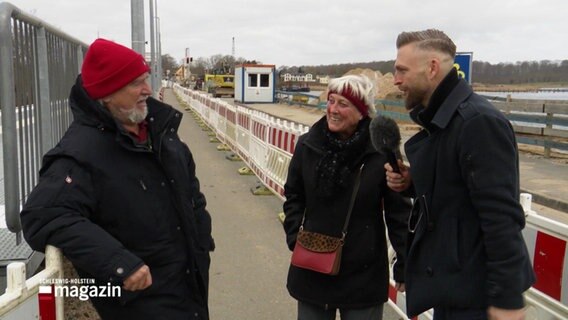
(0, 246), (64, 319)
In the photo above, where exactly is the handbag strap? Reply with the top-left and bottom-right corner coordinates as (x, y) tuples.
(299, 163), (365, 239)
(341, 163), (364, 238)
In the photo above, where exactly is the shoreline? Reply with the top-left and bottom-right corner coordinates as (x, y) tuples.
(472, 83), (568, 92)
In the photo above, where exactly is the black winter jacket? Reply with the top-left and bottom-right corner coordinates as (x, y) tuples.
(21, 76), (213, 319)
(283, 116), (410, 309)
(403, 71), (535, 316)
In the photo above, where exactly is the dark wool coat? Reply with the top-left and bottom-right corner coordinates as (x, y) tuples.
(21, 76), (213, 320)
(403, 71), (535, 317)
(283, 116), (410, 309)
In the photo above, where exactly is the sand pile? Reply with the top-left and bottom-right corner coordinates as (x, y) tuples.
(318, 68), (402, 101)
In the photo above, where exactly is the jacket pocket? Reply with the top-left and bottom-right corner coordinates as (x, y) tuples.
(28, 161), (82, 208)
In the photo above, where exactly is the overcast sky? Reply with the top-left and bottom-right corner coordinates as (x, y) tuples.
(14, 0), (568, 67)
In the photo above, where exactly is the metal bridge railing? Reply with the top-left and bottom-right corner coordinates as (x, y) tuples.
(274, 92), (568, 156)
(0, 2), (87, 318)
(0, 1), (87, 233)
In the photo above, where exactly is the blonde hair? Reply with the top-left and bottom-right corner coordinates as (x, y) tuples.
(396, 29), (456, 57)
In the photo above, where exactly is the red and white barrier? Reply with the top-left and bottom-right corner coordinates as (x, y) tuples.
(235, 106), (252, 163)
(246, 111), (271, 185)
(224, 104), (238, 151)
(0, 246), (64, 319)
(520, 194), (568, 319)
(215, 100), (229, 145)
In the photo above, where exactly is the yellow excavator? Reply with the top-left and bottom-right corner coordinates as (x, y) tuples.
(204, 74), (235, 98)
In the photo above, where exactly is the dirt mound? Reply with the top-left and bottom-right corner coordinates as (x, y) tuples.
(376, 72), (402, 99)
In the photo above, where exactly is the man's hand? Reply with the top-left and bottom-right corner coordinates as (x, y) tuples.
(488, 306), (526, 320)
(123, 264), (152, 291)
(385, 159), (412, 192)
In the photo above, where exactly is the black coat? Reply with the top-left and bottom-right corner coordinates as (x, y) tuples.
(283, 116), (410, 309)
(403, 75), (535, 316)
(21, 76), (213, 319)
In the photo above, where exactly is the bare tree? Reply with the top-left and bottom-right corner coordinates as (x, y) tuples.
(161, 54), (179, 78)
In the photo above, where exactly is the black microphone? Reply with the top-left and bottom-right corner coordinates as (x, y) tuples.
(369, 115), (402, 173)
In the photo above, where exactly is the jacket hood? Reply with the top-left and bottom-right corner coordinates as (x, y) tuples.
(69, 75), (180, 136)
(70, 75), (123, 130)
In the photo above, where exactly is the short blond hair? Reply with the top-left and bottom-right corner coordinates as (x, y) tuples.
(396, 29), (456, 58)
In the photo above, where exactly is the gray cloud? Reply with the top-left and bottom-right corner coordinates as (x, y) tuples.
(15, 0), (568, 67)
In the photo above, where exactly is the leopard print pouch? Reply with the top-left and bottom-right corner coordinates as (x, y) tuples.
(296, 229), (344, 253)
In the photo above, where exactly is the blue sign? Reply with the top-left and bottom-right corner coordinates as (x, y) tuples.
(454, 52), (473, 84)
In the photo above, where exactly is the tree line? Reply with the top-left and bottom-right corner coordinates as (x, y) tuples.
(280, 60), (568, 85)
(162, 54), (568, 85)
(161, 54), (257, 79)
(472, 60), (568, 84)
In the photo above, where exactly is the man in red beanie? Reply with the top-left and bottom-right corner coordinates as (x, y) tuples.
(21, 38), (214, 319)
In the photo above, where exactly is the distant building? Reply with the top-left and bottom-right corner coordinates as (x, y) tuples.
(281, 73), (316, 82)
(317, 75), (330, 84)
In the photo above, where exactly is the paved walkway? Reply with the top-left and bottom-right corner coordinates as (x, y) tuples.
(235, 99), (568, 215)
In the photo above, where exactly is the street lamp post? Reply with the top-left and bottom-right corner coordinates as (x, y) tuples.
(149, 0), (158, 96)
(156, 15), (162, 86)
(185, 47), (191, 84)
(131, 0), (145, 55)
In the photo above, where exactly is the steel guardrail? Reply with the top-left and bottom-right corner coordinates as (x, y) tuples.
(0, 2), (87, 233)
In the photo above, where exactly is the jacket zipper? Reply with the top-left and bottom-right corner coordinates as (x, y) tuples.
(154, 110), (177, 161)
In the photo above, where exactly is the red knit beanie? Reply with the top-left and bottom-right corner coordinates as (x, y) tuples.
(328, 85), (369, 117)
(81, 38), (150, 99)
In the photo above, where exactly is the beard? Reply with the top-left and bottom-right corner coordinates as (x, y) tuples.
(404, 86), (428, 110)
(125, 106), (148, 124)
(110, 105), (148, 125)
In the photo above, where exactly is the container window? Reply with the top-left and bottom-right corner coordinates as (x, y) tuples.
(260, 74), (270, 87)
(248, 74), (258, 87)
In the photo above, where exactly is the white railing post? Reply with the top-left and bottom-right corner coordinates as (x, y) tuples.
(45, 246), (64, 319)
(5, 262), (26, 295)
(520, 192), (534, 215)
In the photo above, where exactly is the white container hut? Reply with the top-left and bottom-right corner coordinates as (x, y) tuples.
(235, 64), (276, 103)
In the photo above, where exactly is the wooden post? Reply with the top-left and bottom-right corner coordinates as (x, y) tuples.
(545, 111), (553, 158)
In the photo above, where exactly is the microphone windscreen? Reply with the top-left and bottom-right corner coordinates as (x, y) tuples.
(369, 115), (401, 152)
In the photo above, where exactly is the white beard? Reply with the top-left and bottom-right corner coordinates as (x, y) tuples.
(125, 106), (148, 124)
(111, 105), (148, 125)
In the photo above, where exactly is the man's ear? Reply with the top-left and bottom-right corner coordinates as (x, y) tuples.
(428, 58), (440, 80)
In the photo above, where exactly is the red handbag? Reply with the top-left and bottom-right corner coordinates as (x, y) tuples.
(290, 164), (363, 275)
(291, 228), (344, 275)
